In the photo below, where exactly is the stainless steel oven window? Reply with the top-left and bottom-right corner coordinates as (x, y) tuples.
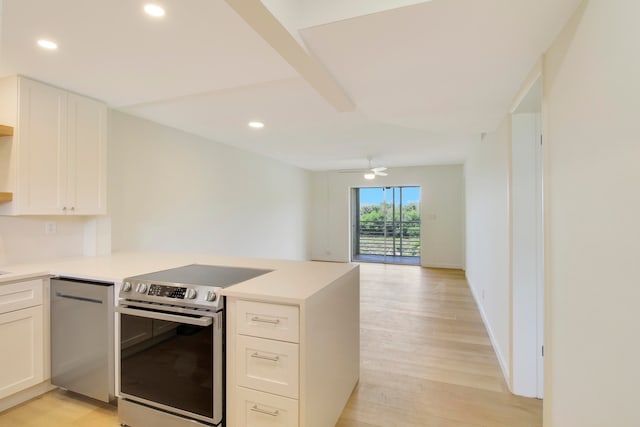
(118, 309), (222, 424)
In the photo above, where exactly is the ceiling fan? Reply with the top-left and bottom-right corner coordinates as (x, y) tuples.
(338, 158), (389, 180)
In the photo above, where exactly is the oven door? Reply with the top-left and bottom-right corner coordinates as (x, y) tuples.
(116, 305), (223, 425)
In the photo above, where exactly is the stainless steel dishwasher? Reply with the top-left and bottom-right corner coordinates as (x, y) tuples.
(51, 277), (115, 403)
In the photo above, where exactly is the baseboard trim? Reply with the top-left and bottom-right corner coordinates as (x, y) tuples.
(0, 381), (56, 412)
(466, 276), (511, 390)
(422, 263), (464, 269)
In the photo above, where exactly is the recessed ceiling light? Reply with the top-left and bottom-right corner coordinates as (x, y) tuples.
(144, 4), (165, 17)
(37, 39), (58, 50)
(248, 121), (264, 129)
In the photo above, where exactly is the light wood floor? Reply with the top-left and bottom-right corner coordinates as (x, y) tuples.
(336, 264), (541, 427)
(0, 263), (541, 427)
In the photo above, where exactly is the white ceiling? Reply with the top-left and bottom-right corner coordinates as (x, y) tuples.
(0, 0), (580, 171)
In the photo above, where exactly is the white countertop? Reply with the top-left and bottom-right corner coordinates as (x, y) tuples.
(0, 252), (357, 304)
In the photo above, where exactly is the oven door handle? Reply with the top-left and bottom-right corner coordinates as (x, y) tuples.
(115, 306), (213, 327)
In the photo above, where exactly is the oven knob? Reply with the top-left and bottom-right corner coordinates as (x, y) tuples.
(136, 283), (148, 294)
(206, 290), (217, 302)
(185, 289), (198, 299)
(122, 281), (132, 292)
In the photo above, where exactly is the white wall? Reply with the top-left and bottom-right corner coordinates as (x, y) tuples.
(310, 165), (464, 268)
(0, 216), (87, 265)
(108, 111), (311, 260)
(464, 118), (511, 383)
(543, 1), (640, 426)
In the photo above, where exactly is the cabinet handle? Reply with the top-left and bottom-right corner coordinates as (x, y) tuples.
(251, 316), (280, 325)
(70, 206), (75, 211)
(251, 405), (279, 417)
(251, 352), (280, 362)
(62, 206), (67, 211)
(55, 292), (103, 304)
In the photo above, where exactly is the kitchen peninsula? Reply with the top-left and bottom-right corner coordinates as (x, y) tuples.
(0, 252), (360, 427)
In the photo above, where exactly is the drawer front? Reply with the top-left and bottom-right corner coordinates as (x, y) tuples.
(237, 335), (299, 399)
(0, 279), (43, 314)
(236, 387), (298, 427)
(236, 300), (299, 343)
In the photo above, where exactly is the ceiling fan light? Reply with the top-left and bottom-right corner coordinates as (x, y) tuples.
(37, 39), (58, 50)
(144, 4), (165, 17)
(364, 172), (376, 180)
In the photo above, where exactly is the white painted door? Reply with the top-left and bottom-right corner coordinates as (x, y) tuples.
(17, 77), (67, 214)
(66, 93), (107, 214)
(536, 114), (544, 399)
(511, 91), (544, 398)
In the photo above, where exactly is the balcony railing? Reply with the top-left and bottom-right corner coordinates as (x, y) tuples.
(357, 219), (420, 257)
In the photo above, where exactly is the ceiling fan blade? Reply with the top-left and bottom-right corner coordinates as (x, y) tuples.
(371, 166), (387, 172)
(375, 171), (388, 176)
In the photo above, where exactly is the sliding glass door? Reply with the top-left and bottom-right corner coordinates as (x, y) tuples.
(351, 186), (421, 265)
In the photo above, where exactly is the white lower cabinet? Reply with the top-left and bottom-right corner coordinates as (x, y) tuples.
(229, 299), (300, 427)
(236, 387), (298, 427)
(0, 279), (45, 400)
(228, 270), (360, 427)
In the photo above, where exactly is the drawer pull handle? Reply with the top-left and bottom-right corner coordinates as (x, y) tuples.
(251, 352), (280, 362)
(55, 292), (103, 304)
(251, 316), (280, 325)
(251, 405), (279, 417)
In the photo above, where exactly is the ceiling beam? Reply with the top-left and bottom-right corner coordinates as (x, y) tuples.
(224, 0), (355, 112)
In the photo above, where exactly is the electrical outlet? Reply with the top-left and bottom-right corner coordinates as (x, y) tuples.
(45, 221), (57, 235)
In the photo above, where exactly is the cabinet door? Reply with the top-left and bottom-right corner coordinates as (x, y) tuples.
(66, 94), (107, 215)
(0, 306), (44, 399)
(16, 78), (67, 214)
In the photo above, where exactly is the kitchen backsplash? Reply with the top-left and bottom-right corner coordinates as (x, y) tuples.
(0, 216), (88, 265)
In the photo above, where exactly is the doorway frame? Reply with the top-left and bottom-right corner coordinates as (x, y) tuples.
(510, 70), (544, 399)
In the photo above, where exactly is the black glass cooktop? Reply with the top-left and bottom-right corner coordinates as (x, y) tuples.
(127, 264), (272, 288)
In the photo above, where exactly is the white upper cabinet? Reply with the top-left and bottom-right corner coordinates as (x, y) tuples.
(65, 93), (107, 215)
(16, 78), (67, 214)
(0, 76), (107, 215)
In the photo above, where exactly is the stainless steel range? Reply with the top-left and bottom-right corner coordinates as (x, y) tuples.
(116, 264), (272, 427)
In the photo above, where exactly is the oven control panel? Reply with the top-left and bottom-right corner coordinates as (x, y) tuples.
(119, 279), (222, 310)
(147, 284), (187, 299)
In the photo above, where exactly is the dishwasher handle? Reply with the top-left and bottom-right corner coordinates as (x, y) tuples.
(55, 292), (104, 304)
(115, 306), (214, 327)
